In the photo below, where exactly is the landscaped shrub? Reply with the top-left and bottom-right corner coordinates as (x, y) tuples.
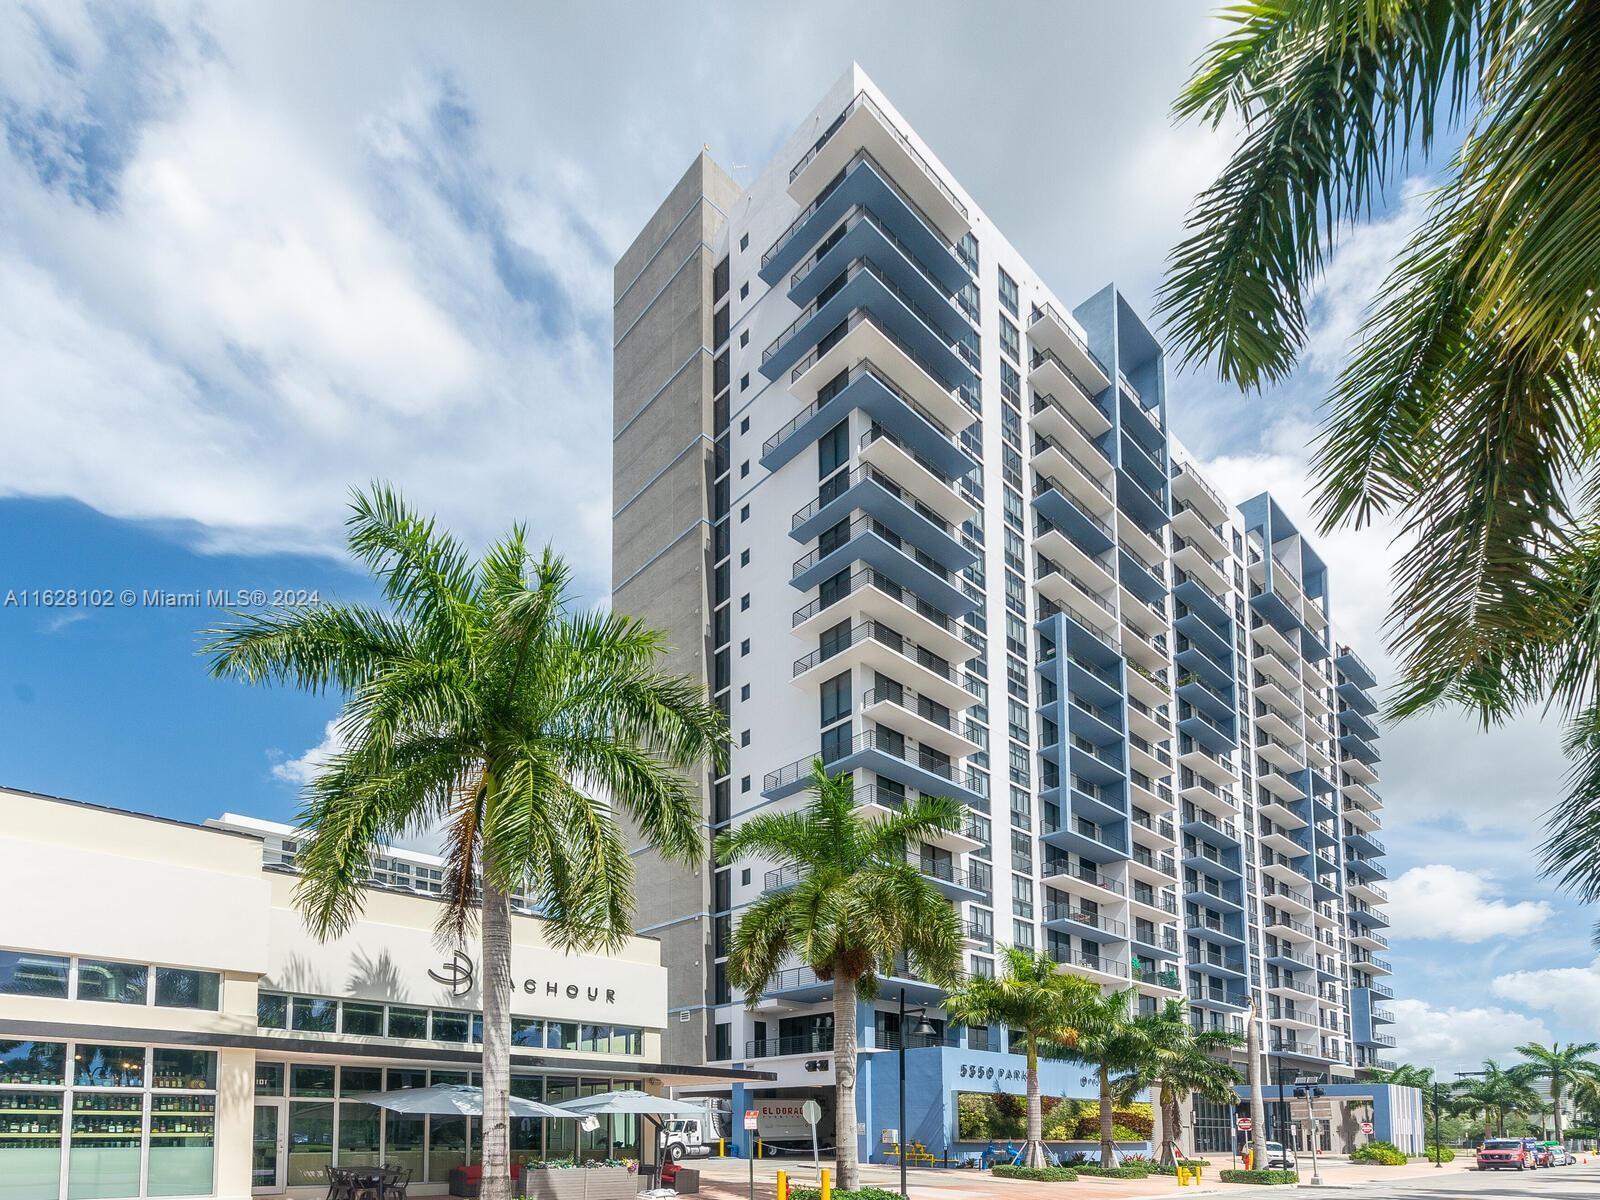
(1218, 1168), (1299, 1184)
(1419, 1146), (1456, 1163)
(1070, 1109), (1155, 1140)
(958, 1093), (1153, 1143)
(790, 1188), (902, 1200)
(1350, 1140), (1407, 1165)
(1075, 1164), (1150, 1178)
(991, 1165), (1079, 1181)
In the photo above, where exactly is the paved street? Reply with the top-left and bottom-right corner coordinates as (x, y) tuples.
(1310, 1162), (1600, 1198)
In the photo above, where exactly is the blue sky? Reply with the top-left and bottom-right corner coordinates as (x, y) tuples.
(2, 1), (1596, 1074)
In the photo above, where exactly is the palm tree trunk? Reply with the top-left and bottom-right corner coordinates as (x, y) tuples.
(1553, 1079), (1563, 1144)
(833, 971), (861, 1191)
(1245, 1000), (1268, 1171)
(1024, 1037), (1044, 1167)
(1160, 1083), (1179, 1167)
(479, 857), (515, 1200)
(1098, 1061), (1115, 1166)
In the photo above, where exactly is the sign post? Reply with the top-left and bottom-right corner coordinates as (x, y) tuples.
(745, 1109), (760, 1200)
(1360, 1121), (1373, 1136)
(803, 1099), (823, 1183)
(1235, 1115), (1252, 1169)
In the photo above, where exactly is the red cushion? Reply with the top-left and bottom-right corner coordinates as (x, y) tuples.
(460, 1166), (482, 1183)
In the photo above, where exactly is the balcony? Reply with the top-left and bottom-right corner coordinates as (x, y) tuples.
(1339, 730), (1382, 767)
(1346, 900), (1389, 928)
(1132, 965), (1183, 991)
(1044, 901), (1129, 941)
(792, 465), (974, 575)
(1337, 676), (1379, 715)
(1170, 462), (1230, 523)
(1032, 430), (1115, 518)
(761, 258), (975, 390)
(1034, 522), (1116, 601)
(858, 426), (975, 527)
(852, 784), (986, 853)
(787, 92), (969, 242)
(1337, 703), (1380, 743)
(791, 512), (975, 616)
(1036, 556), (1119, 638)
(1030, 389), (1112, 470)
(1029, 348), (1111, 436)
(1189, 986), (1249, 1009)
(1050, 949), (1130, 981)
(745, 1030), (836, 1059)
(1335, 645), (1378, 690)
(1042, 813), (1129, 865)
(1187, 956), (1247, 980)
(762, 727), (986, 807)
(1130, 847), (1177, 880)
(1170, 505), (1228, 566)
(792, 619), (976, 710)
(862, 683), (982, 758)
(1041, 858), (1125, 901)
(1026, 300), (1111, 392)
(793, 567), (976, 665)
(1171, 535), (1228, 596)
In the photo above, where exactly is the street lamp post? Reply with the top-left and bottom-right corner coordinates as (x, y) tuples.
(897, 987), (935, 1200)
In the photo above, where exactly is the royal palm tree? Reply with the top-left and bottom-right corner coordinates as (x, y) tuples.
(204, 486), (725, 1200)
(1059, 988), (1146, 1167)
(1370, 1064), (1435, 1090)
(714, 764), (963, 1190)
(1159, 3), (1600, 909)
(944, 946), (1101, 1167)
(1512, 1041), (1600, 1143)
(1115, 1001), (1243, 1166)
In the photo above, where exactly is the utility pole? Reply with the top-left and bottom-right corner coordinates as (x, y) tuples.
(1245, 1000), (1269, 1170)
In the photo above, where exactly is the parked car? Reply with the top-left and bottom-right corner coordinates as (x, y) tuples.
(1262, 1140), (1294, 1169)
(1538, 1142), (1572, 1166)
(1476, 1138), (1530, 1170)
(1523, 1138), (1553, 1167)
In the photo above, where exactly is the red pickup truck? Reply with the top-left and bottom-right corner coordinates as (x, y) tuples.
(1476, 1138), (1530, 1170)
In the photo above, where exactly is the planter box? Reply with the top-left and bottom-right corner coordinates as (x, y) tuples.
(516, 1166), (638, 1200)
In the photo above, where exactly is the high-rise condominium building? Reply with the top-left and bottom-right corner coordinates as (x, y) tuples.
(611, 65), (1396, 1159)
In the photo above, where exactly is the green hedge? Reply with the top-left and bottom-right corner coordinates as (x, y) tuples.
(1074, 1165), (1150, 1178)
(990, 1165), (1079, 1181)
(789, 1188), (902, 1200)
(1418, 1146), (1456, 1163)
(1218, 1168), (1299, 1184)
(1350, 1140), (1407, 1165)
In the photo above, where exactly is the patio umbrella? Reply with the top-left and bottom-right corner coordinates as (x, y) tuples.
(350, 1083), (583, 1122)
(554, 1090), (713, 1185)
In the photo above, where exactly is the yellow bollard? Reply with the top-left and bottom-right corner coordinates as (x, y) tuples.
(1176, 1165), (1189, 1186)
(719, 1138), (725, 1157)
(820, 1167), (832, 1200)
(757, 1138), (763, 1159)
(777, 1170), (788, 1200)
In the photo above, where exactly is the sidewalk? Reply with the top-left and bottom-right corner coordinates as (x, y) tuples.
(687, 1153), (1477, 1199)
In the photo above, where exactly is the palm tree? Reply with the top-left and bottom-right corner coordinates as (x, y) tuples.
(1158, 3), (1600, 909)
(713, 764), (963, 1190)
(944, 946), (1100, 1167)
(1454, 1060), (1541, 1140)
(1244, 1000), (1268, 1170)
(203, 486), (725, 1200)
(1114, 1001), (1242, 1166)
(1369, 1064), (1435, 1090)
(1512, 1041), (1600, 1143)
(1059, 988), (1145, 1167)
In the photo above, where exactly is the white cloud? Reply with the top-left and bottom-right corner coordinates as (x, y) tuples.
(270, 719), (346, 786)
(1386, 865), (1554, 942)
(1492, 957), (1600, 1032)
(1387, 998), (1552, 1075)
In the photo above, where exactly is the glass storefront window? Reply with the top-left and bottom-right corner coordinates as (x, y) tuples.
(546, 1022), (578, 1052)
(291, 997), (338, 1033)
(72, 1046), (144, 1089)
(290, 1065), (335, 1098)
(0, 1090), (62, 1200)
(430, 1011), (469, 1043)
(153, 968), (220, 1011)
(543, 1077), (575, 1160)
(74, 960), (148, 1005)
(254, 1062), (284, 1096)
(578, 1079), (611, 1162)
(579, 1025), (609, 1053)
(152, 1049), (215, 1091)
(0, 1040), (65, 1087)
(429, 1072), (468, 1087)
(510, 1076), (542, 1156)
(510, 1017), (543, 1047)
(613, 1028), (642, 1055)
(384, 1112), (424, 1182)
(339, 1068), (382, 1095)
(426, 1115), (466, 1183)
(0, 951), (68, 999)
(341, 1003), (384, 1037)
(286, 1101), (332, 1186)
(385, 1069), (426, 1091)
(338, 1101), (381, 1170)
(257, 993), (287, 1029)
(148, 1095), (213, 1197)
(67, 1100), (142, 1200)
(387, 1008), (428, 1040)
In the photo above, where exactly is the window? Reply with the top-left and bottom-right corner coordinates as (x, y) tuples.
(0, 1038), (65, 1086)
(341, 1002), (384, 1037)
(998, 268), (1018, 315)
(291, 997), (338, 1033)
(431, 1011), (471, 1043)
(740, 373), (749, 391)
(740, 282), (749, 300)
(999, 316), (1019, 361)
(739, 233), (749, 251)
(739, 549), (749, 567)
(740, 868), (751, 886)
(0, 950), (68, 998)
(258, 993), (288, 1028)
(739, 460), (749, 478)
(740, 775), (750, 793)
(740, 684), (750, 701)
(740, 638), (750, 656)
(740, 594), (749, 611)
(255, 1061), (285, 1095)
(819, 671), (852, 726)
(387, 1007), (428, 1040)
(153, 967), (219, 1011)
(740, 417), (749, 434)
(740, 730), (750, 747)
(739, 504), (749, 522)
(511, 1017), (544, 1047)
(739, 330), (749, 347)
(74, 1044), (144, 1088)
(153, 1048), (215, 1090)
(75, 960), (147, 1005)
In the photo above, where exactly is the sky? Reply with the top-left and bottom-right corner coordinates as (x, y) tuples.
(1, 0), (1595, 1077)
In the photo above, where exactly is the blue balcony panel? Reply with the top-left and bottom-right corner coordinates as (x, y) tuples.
(1042, 822), (1129, 865)
(1175, 641), (1233, 692)
(1118, 549), (1166, 606)
(1339, 732), (1382, 766)
(1186, 882), (1244, 914)
(1116, 467), (1170, 533)
(790, 473), (975, 573)
(1190, 922), (1246, 948)
(1337, 705), (1380, 742)
(790, 527), (978, 616)
(1065, 657), (1123, 711)
(765, 965), (835, 1003)
(1188, 955), (1248, 984)
(1033, 486), (1115, 557)
(1249, 588), (1301, 635)
(1185, 846), (1243, 883)
(1346, 854), (1386, 882)
(761, 265), (973, 388)
(760, 153), (968, 291)
(1344, 828), (1383, 857)
(1182, 815), (1242, 856)
(787, 212), (968, 344)
(1069, 748), (1127, 792)
(1337, 679), (1379, 715)
(1189, 990), (1249, 1010)
(1173, 577), (1230, 636)
(1065, 693), (1124, 746)
(1335, 647), (1379, 690)
(1179, 708), (1237, 755)
(1045, 909), (1132, 944)
(1176, 672), (1235, 726)
(1348, 904), (1389, 929)
(1175, 607), (1232, 665)
(1119, 429), (1167, 493)
(1118, 387), (1165, 452)
(1300, 622), (1331, 662)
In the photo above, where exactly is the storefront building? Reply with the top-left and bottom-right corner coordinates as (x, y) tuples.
(0, 789), (766, 1200)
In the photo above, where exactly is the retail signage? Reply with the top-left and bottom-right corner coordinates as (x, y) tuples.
(426, 949), (622, 1004)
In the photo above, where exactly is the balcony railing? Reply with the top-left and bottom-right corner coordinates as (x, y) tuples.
(1051, 949), (1129, 978)
(789, 91), (967, 220)
(1044, 902), (1127, 936)
(863, 684), (982, 743)
(1028, 300), (1110, 377)
(1033, 431), (1113, 500)
(1030, 347), (1103, 407)
(745, 1031), (835, 1058)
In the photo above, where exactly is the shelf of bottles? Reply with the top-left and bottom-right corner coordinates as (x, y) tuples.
(70, 1093), (145, 1150)
(0, 1091), (64, 1143)
(150, 1094), (214, 1145)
